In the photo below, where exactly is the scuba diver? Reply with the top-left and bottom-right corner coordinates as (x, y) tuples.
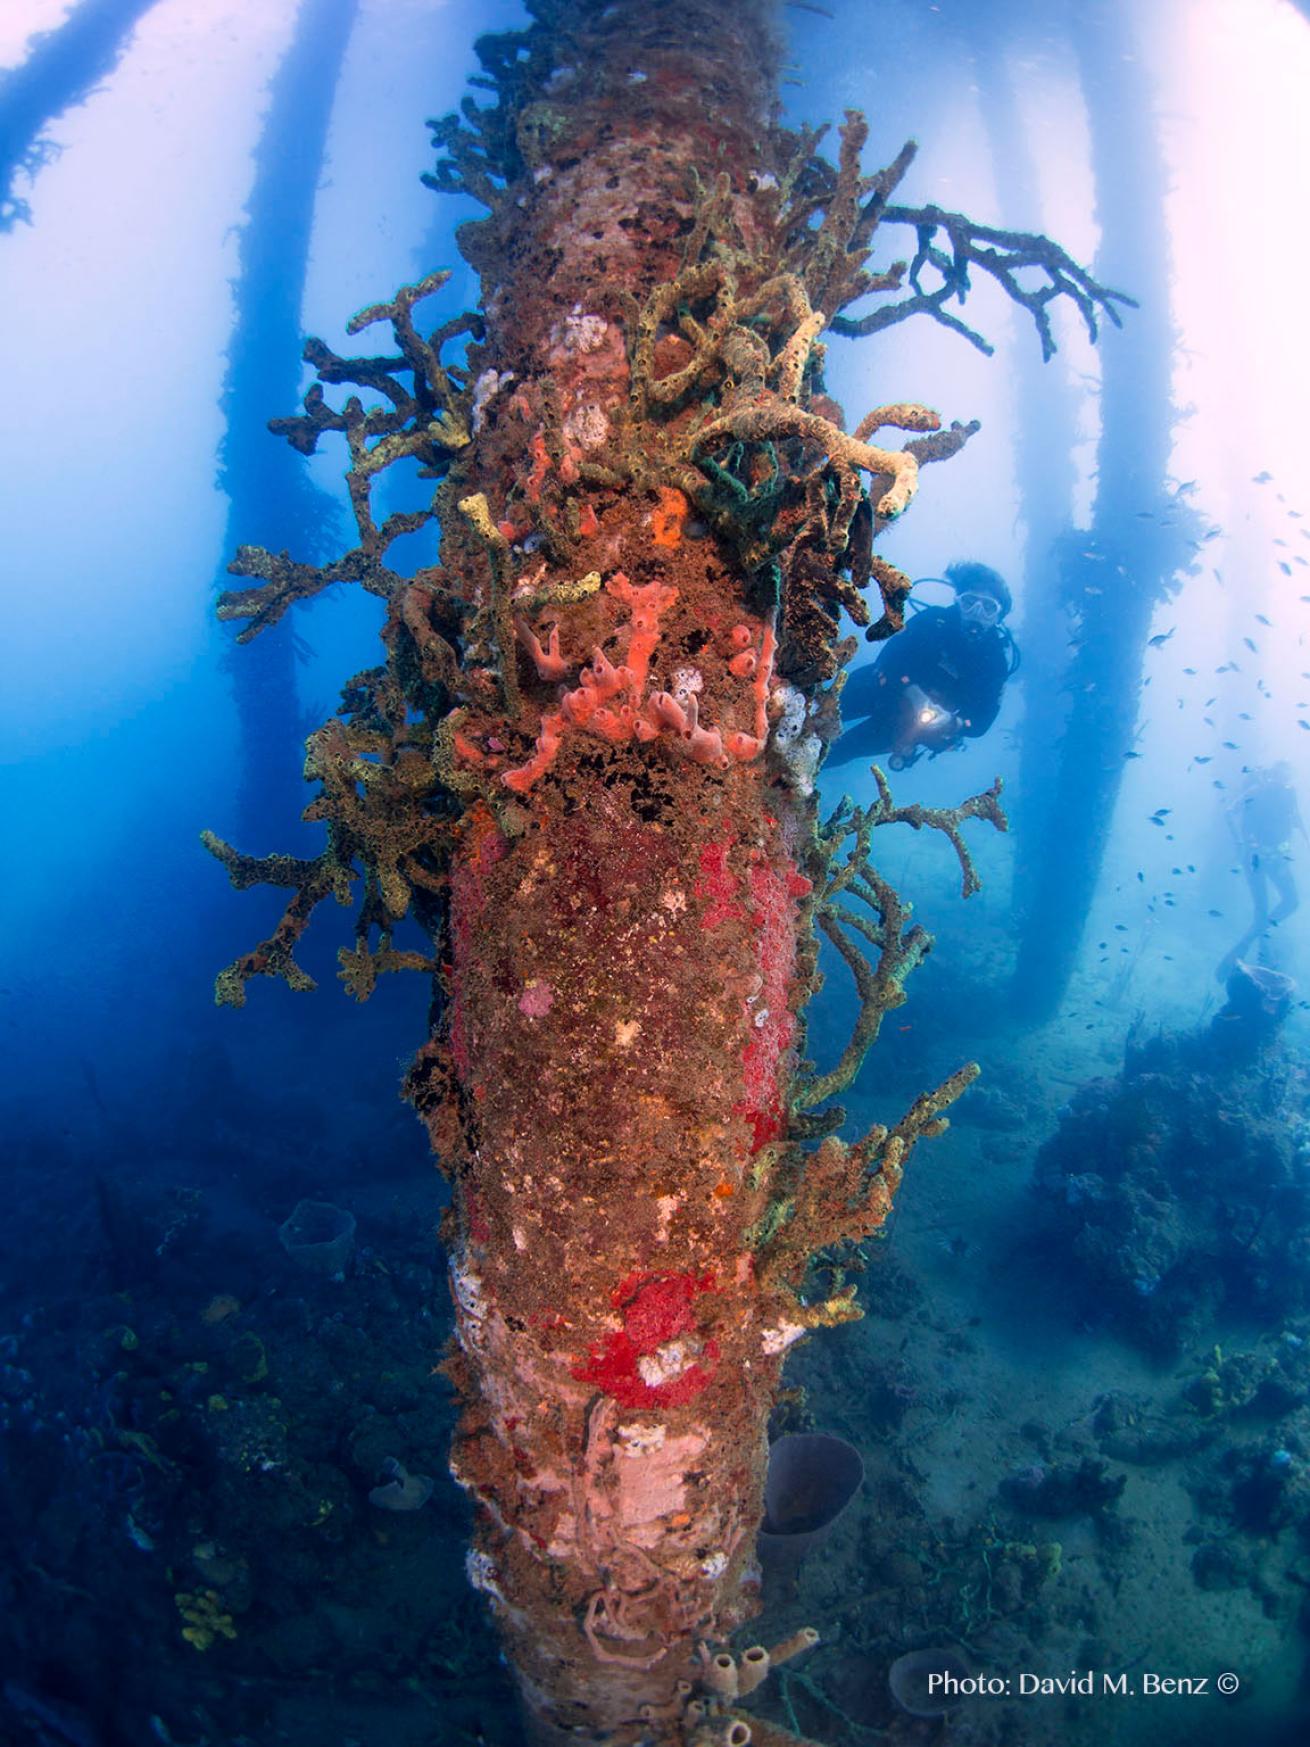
(1216, 761), (1307, 981)
(828, 562), (1019, 771)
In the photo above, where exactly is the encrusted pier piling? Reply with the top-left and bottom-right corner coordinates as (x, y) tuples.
(207, 2), (1132, 1737)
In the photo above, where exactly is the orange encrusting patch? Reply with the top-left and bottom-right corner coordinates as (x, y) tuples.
(453, 729), (488, 766)
(526, 429), (551, 503)
(650, 486), (688, 548)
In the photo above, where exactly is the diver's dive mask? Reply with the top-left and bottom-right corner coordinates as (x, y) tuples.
(956, 591), (1002, 626)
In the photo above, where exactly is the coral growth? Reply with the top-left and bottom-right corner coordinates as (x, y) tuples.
(1031, 999), (1310, 1354)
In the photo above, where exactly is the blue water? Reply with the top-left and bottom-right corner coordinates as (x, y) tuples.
(2, 1), (1309, 1742)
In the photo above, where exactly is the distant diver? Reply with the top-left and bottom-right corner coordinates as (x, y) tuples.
(1217, 760), (1307, 980)
(828, 562), (1019, 771)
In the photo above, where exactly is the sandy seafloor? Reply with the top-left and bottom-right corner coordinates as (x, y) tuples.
(755, 923), (1310, 1747)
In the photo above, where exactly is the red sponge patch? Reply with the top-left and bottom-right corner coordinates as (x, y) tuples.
(571, 1271), (719, 1407)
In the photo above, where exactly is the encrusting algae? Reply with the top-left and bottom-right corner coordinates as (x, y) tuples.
(206, 2), (1128, 1740)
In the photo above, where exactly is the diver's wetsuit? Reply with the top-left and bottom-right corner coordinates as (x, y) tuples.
(828, 605), (1010, 767)
(1217, 777), (1303, 979)
(1236, 781), (1298, 855)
